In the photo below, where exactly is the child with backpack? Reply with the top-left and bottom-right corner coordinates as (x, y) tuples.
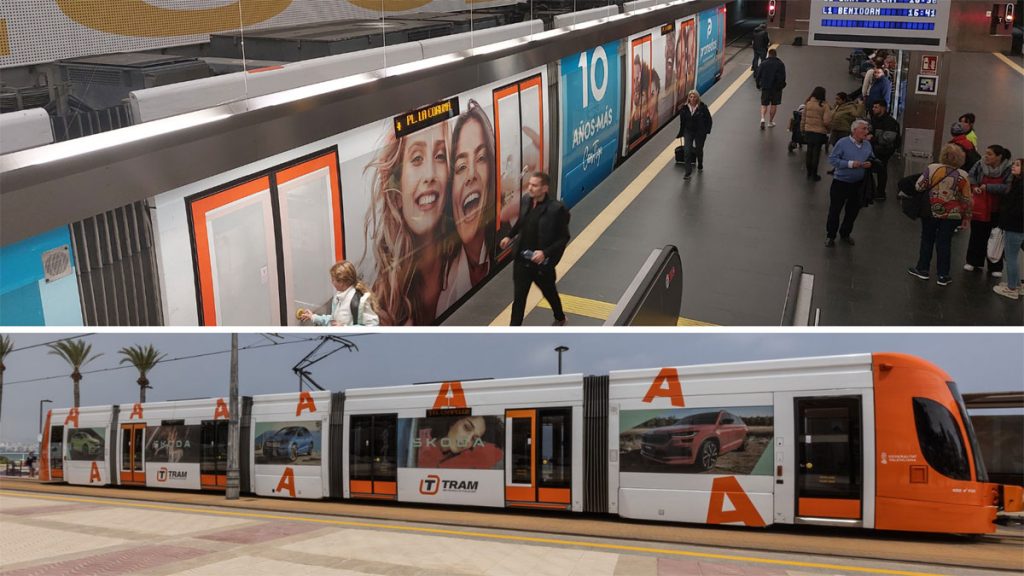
(298, 261), (379, 326)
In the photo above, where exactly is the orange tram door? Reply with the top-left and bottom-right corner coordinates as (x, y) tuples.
(349, 414), (398, 499)
(504, 408), (572, 510)
(794, 397), (863, 523)
(119, 423), (146, 485)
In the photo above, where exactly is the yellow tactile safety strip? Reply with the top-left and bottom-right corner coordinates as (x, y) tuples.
(0, 489), (946, 576)
(489, 48), (779, 326)
(992, 52), (1024, 76)
(0, 20), (10, 56)
(534, 293), (717, 326)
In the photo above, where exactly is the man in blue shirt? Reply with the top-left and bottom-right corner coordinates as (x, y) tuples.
(825, 120), (873, 247)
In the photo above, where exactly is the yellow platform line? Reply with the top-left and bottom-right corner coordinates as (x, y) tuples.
(0, 490), (948, 576)
(490, 47), (774, 326)
(535, 293), (717, 326)
(993, 52), (1024, 76)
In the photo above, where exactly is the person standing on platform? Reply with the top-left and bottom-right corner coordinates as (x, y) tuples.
(800, 86), (832, 181)
(958, 113), (978, 148)
(499, 172), (571, 326)
(993, 158), (1023, 300)
(865, 66), (892, 111)
(677, 90), (713, 180)
(867, 101), (900, 200)
(965, 145), (1012, 277)
(829, 92), (863, 147)
(756, 49), (786, 129)
(907, 144), (973, 287)
(949, 122), (981, 173)
(824, 120), (873, 247)
(751, 24), (770, 79)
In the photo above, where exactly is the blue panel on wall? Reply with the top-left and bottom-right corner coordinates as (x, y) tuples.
(0, 226), (76, 293)
(0, 282), (45, 326)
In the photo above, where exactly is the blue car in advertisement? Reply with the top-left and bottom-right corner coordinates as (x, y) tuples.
(261, 426), (315, 462)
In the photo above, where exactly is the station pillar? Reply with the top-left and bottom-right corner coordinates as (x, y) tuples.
(900, 51), (950, 177)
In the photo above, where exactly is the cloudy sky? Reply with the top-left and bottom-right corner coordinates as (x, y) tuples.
(1, 331), (1021, 443)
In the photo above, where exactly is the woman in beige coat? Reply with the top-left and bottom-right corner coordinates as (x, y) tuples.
(801, 86), (833, 181)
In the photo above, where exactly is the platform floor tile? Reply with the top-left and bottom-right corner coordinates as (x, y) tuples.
(0, 523), (127, 565)
(280, 528), (619, 576)
(166, 556), (366, 576)
(49, 506), (252, 536)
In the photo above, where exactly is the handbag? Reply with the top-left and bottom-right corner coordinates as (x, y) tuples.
(899, 167), (953, 220)
(987, 227), (1006, 263)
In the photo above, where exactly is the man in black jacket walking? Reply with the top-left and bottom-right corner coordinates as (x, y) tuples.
(755, 48), (786, 129)
(676, 90), (713, 180)
(751, 24), (770, 77)
(499, 172), (571, 326)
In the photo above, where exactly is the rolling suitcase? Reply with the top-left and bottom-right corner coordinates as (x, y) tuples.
(674, 138), (686, 164)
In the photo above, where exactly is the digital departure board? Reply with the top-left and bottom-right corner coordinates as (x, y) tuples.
(809, 0), (951, 50)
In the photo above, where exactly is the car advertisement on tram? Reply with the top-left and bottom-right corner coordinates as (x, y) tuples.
(558, 41), (621, 208)
(695, 7), (726, 95)
(255, 421), (323, 466)
(619, 407), (774, 475)
(621, 22), (678, 157)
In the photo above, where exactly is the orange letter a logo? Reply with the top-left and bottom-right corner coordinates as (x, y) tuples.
(641, 368), (685, 407)
(275, 467), (296, 498)
(706, 476), (766, 527)
(295, 391), (317, 416)
(130, 403), (144, 419)
(432, 381), (467, 410)
(89, 461), (102, 484)
(214, 398), (230, 420)
(65, 408), (80, 428)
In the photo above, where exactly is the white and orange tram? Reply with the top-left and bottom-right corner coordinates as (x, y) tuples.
(39, 353), (1022, 534)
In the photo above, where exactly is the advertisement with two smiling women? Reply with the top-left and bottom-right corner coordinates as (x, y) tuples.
(339, 67), (549, 326)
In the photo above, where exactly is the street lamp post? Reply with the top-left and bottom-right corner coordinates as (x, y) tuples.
(38, 399), (52, 438)
(555, 346), (569, 375)
(226, 333), (240, 500)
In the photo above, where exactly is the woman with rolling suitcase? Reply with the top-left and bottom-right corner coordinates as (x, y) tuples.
(676, 90), (713, 181)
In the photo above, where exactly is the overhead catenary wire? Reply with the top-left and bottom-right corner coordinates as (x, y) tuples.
(3, 333), (377, 386)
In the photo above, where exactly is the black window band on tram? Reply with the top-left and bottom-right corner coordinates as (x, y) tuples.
(912, 397), (971, 481)
(813, 33), (941, 45)
(945, 382), (990, 483)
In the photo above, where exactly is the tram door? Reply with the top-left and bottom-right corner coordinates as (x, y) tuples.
(48, 425), (64, 479)
(119, 423), (145, 485)
(201, 420), (228, 488)
(505, 408), (572, 509)
(794, 397), (863, 522)
(349, 414), (397, 499)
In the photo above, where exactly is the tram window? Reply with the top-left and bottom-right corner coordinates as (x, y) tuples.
(350, 415), (396, 482)
(49, 427), (63, 470)
(200, 420), (228, 475)
(540, 410), (571, 487)
(913, 397), (970, 481)
(373, 415), (397, 482)
(121, 428), (133, 470)
(511, 418), (532, 485)
(946, 382), (989, 482)
(350, 415), (373, 481)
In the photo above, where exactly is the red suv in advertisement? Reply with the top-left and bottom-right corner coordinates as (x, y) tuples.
(640, 410), (748, 470)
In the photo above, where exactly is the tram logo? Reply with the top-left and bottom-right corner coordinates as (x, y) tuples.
(156, 467), (187, 482)
(419, 474), (479, 496)
(420, 474), (441, 495)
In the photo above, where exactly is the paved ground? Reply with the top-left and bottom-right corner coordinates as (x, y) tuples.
(1, 482), (1020, 576)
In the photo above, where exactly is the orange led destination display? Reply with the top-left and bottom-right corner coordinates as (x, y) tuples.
(394, 97), (460, 138)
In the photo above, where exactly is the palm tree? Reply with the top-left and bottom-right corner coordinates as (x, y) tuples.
(47, 339), (102, 408)
(118, 344), (167, 404)
(0, 335), (13, 424)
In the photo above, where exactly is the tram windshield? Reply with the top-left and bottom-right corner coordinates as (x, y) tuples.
(946, 381), (989, 482)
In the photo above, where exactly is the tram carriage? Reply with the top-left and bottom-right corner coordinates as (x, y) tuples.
(38, 353), (1022, 534)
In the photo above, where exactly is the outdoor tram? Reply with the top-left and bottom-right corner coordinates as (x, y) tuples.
(39, 353), (1022, 534)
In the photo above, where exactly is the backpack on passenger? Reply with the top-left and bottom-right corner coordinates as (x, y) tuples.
(349, 289), (364, 325)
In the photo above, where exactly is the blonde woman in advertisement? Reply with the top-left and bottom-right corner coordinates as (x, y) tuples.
(438, 100), (497, 314)
(364, 122), (455, 325)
